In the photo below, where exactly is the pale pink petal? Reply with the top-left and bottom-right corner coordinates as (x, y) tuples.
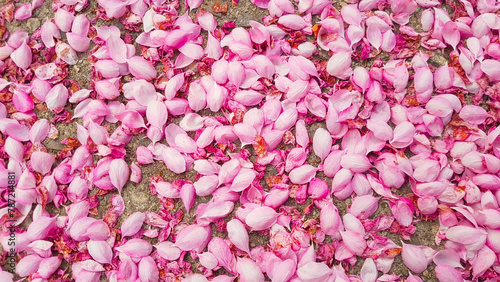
(10, 40), (32, 70)
(15, 4), (33, 21)
(481, 59), (500, 81)
(297, 262), (333, 282)
(138, 256), (159, 282)
(350, 195), (379, 219)
(313, 128), (332, 161)
(175, 225), (211, 252)
(446, 226), (487, 244)
(234, 90), (265, 106)
(230, 168), (257, 192)
(54, 8), (74, 32)
(156, 242), (181, 261)
(116, 238), (152, 258)
(327, 51), (352, 78)
(127, 56), (157, 81)
(31, 151), (55, 175)
(121, 212), (146, 237)
(38, 256), (62, 278)
(227, 219), (250, 253)
(194, 175), (219, 196)
(66, 32), (91, 52)
(360, 258), (377, 282)
(27, 216), (56, 241)
(109, 159), (129, 193)
(218, 158), (241, 185)
(289, 164), (317, 184)
(442, 21), (460, 49)
(87, 240), (113, 264)
(459, 105), (489, 124)
(228, 61), (246, 88)
(340, 230), (366, 255)
(107, 35), (128, 64)
(162, 147), (187, 174)
(435, 264), (464, 282)
(45, 83), (69, 110)
(366, 119), (393, 141)
(340, 154), (371, 173)
(16, 254), (43, 277)
(180, 183), (195, 212)
(352, 67), (371, 92)
(245, 206), (278, 231)
(433, 249), (462, 268)
(320, 201), (341, 236)
(402, 242), (429, 273)
(471, 246), (496, 277)
(390, 121), (415, 148)
(85, 220), (110, 241)
(55, 42), (78, 65)
(278, 14), (308, 30)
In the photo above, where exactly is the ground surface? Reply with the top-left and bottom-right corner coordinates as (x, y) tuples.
(1, 0), (449, 280)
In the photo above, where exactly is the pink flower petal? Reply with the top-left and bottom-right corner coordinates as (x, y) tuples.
(138, 256), (159, 282)
(175, 225), (212, 252)
(10, 40), (32, 70)
(401, 242), (429, 273)
(87, 240), (113, 264)
(227, 219), (250, 253)
(116, 238), (152, 258)
(109, 159), (129, 193)
(313, 128), (332, 161)
(245, 206), (278, 231)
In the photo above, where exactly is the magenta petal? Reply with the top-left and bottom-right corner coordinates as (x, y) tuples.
(12, 90), (34, 112)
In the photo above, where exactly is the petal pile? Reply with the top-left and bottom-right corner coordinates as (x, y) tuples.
(1, 0), (500, 281)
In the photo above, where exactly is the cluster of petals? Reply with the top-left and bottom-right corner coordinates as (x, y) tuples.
(1, 0), (500, 281)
